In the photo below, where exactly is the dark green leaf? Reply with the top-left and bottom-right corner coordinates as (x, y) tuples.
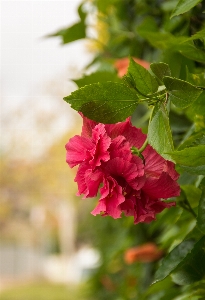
(171, 236), (205, 285)
(163, 76), (202, 109)
(150, 63), (171, 83)
(148, 104), (174, 160)
(73, 71), (120, 88)
(171, 0), (202, 18)
(153, 239), (195, 284)
(64, 82), (139, 123)
(127, 58), (158, 96)
(197, 179), (205, 234)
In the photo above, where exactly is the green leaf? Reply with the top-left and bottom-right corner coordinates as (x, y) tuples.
(168, 145), (205, 175)
(185, 28), (205, 42)
(47, 3), (86, 44)
(197, 179), (205, 234)
(171, 0), (202, 18)
(153, 239), (195, 284)
(187, 92), (205, 117)
(64, 82), (139, 123)
(169, 146), (205, 166)
(77, 3), (86, 21)
(178, 130), (205, 151)
(148, 104), (174, 160)
(171, 236), (205, 285)
(150, 63), (171, 83)
(50, 22), (86, 44)
(127, 58), (158, 96)
(186, 69), (205, 87)
(181, 185), (202, 209)
(163, 76), (202, 109)
(179, 41), (205, 63)
(73, 71), (120, 88)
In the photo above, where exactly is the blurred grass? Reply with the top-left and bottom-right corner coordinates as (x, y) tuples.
(0, 282), (90, 300)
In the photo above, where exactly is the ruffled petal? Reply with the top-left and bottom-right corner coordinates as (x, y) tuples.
(105, 157), (145, 190)
(91, 176), (124, 219)
(90, 124), (111, 167)
(109, 135), (132, 161)
(65, 135), (93, 168)
(75, 163), (103, 198)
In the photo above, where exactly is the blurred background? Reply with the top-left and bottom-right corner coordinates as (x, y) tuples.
(1, 1), (97, 298)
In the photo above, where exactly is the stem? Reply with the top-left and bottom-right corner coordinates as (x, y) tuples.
(185, 198), (197, 218)
(179, 198), (197, 219)
(139, 138), (148, 153)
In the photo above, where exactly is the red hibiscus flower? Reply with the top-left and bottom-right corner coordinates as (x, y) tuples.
(65, 115), (180, 224)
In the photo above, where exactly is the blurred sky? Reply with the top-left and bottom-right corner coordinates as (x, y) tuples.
(1, 0), (93, 158)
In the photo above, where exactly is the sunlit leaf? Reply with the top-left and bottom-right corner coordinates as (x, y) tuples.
(148, 104), (174, 160)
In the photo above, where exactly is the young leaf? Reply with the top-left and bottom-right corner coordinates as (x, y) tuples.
(171, 0), (202, 18)
(163, 76), (202, 109)
(64, 82), (139, 124)
(148, 104), (174, 160)
(127, 57), (158, 96)
(153, 239), (195, 284)
(168, 145), (205, 175)
(197, 179), (205, 234)
(150, 63), (171, 83)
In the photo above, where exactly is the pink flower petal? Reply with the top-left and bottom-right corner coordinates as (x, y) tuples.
(109, 136), (132, 160)
(105, 157), (145, 188)
(65, 135), (93, 168)
(75, 163), (103, 198)
(80, 113), (98, 138)
(163, 160), (180, 180)
(90, 124), (111, 167)
(143, 172), (180, 199)
(143, 145), (166, 178)
(91, 176), (124, 219)
(105, 118), (146, 149)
